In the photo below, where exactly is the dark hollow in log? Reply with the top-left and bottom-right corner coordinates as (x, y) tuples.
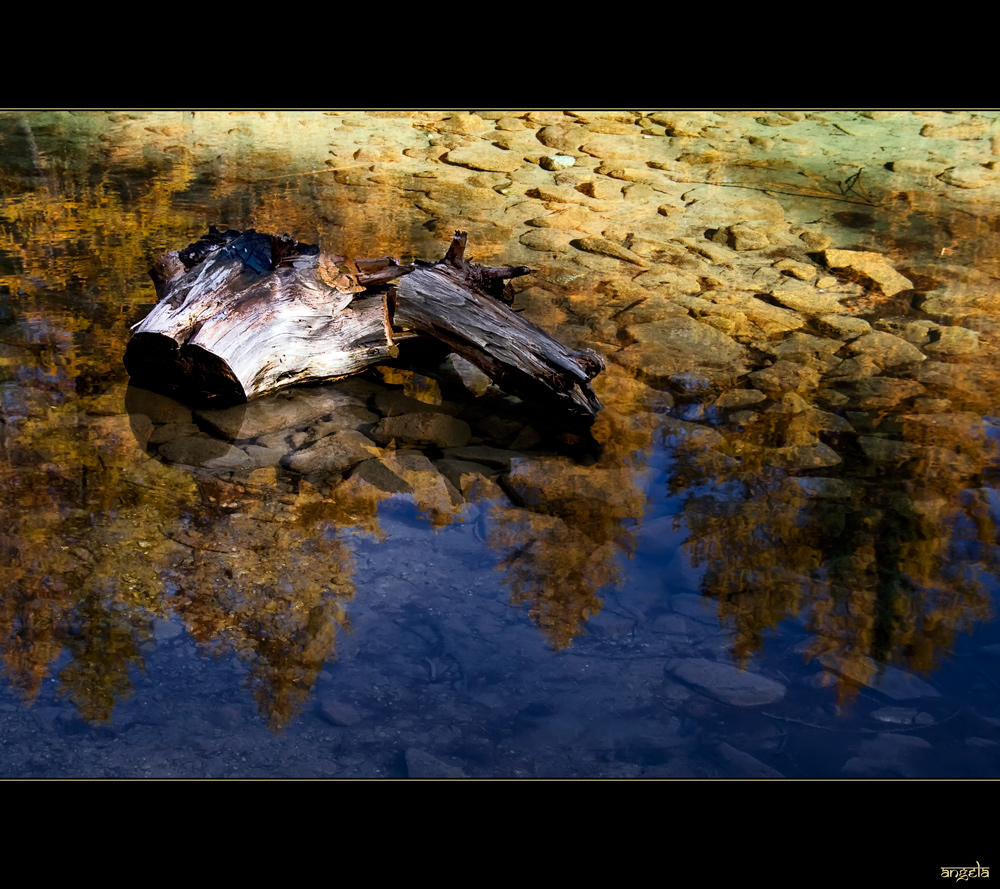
(124, 228), (605, 422)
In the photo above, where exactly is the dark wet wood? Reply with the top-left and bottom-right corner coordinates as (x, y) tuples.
(124, 228), (604, 420)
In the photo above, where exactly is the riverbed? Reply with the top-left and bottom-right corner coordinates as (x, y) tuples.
(1, 110), (999, 777)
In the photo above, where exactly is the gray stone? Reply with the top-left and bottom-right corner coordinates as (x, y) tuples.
(841, 732), (932, 777)
(433, 458), (496, 491)
(670, 596), (721, 623)
(405, 748), (466, 778)
(153, 618), (183, 641)
(124, 387), (193, 426)
(440, 445), (518, 469)
(197, 389), (364, 440)
(587, 611), (636, 641)
(371, 413), (472, 448)
(873, 667), (942, 701)
(348, 458), (414, 495)
(374, 389), (453, 417)
(872, 707), (918, 725)
(306, 404), (380, 437)
(650, 613), (694, 637)
(318, 699), (362, 727)
(129, 414), (154, 449)
(147, 422), (201, 445)
(255, 431), (291, 450)
(440, 354), (492, 396)
(716, 742), (785, 778)
(818, 653), (941, 700)
(285, 430), (380, 474)
(245, 445), (285, 468)
(206, 705), (243, 730)
(158, 436), (253, 470)
(666, 658), (786, 706)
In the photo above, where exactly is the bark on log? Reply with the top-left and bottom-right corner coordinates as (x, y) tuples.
(124, 228), (605, 421)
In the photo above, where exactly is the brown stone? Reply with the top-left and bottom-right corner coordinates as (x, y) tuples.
(822, 249), (913, 297)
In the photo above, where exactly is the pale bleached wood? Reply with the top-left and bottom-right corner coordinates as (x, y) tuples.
(125, 228), (604, 420)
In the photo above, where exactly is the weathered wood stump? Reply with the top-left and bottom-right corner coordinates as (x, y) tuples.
(124, 228), (605, 421)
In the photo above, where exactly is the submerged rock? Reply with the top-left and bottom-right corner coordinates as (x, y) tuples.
(814, 314), (872, 340)
(125, 387), (193, 426)
(614, 317), (749, 389)
(666, 658), (786, 706)
(844, 330), (925, 368)
(158, 435), (252, 470)
(370, 412), (472, 448)
(769, 287), (846, 316)
(923, 326), (980, 356)
(748, 360), (821, 396)
(285, 430), (380, 474)
(841, 733), (932, 778)
(348, 458), (414, 495)
(317, 698), (362, 727)
(848, 377), (926, 411)
(571, 237), (648, 266)
(821, 249), (913, 297)
(443, 144), (525, 174)
(405, 748), (466, 778)
(818, 654), (942, 701)
(716, 742), (784, 778)
(196, 389), (364, 440)
(714, 388), (767, 409)
(715, 224), (769, 251)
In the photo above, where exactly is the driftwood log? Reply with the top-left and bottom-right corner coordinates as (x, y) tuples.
(124, 228), (605, 421)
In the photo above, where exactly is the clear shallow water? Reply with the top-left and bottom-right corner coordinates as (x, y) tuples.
(2, 110), (1000, 778)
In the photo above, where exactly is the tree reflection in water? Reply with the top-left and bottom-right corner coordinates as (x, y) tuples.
(2, 110), (1000, 740)
(666, 359), (1000, 703)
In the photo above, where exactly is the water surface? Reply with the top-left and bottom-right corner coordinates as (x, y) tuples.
(2, 110), (999, 778)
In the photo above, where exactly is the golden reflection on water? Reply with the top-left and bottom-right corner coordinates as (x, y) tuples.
(1, 111), (999, 726)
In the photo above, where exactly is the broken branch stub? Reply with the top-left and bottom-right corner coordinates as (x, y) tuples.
(124, 228), (605, 422)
